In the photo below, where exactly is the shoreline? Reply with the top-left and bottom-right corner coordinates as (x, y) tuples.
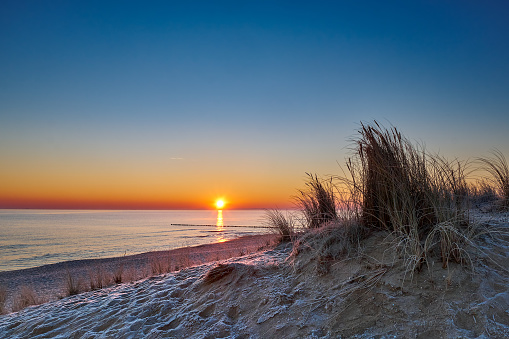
(0, 233), (277, 312)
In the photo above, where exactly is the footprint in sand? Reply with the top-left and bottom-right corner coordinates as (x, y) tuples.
(198, 303), (216, 318)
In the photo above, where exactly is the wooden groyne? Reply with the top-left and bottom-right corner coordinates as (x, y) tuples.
(170, 223), (272, 229)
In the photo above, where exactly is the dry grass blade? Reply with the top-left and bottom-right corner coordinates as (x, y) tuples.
(66, 269), (81, 296)
(424, 221), (475, 270)
(478, 149), (509, 209)
(12, 286), (40, 312)
(113, 263), (124, 284)
(296, 173), (338, 229)
(469, 179), (497, 206)
(89, 265), (107, 290)
(150, 256), (170, 275)
(113, 252), (127, 284)
(0, 285), (7, 314)
(264, 209), (295, 242)
(354, 121), (432, 232)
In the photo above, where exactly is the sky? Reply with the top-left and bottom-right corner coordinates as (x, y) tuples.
(1, 0), (508, 210)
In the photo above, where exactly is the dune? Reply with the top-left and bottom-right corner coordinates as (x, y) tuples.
(1, 212), (509, 338)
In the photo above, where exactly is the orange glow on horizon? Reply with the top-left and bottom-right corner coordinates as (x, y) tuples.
(0, 196), (293, 210)
(0, 161), (298, 210)
(0, 186), (295, 209)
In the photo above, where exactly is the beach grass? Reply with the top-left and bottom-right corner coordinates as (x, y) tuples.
(150, 255), (171, 275)
(283, 121), (493, 277)
(479, 149), (509, 209)
(12, 286), (40, 312)
(89, 265), (107, 291)
(296, 173), (338, 229)
(264, 209), (295, 242)
(113, 263), (124, 284)
(0, 285), (6, 314)
(66, 269), (82, 296)
(469, 179), (498, 206)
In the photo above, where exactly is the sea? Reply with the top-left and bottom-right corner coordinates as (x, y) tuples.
(0, 209), (271, 272)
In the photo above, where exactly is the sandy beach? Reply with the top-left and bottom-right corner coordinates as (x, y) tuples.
(1, 211), (509, 338)
(0, 234), (277, 313)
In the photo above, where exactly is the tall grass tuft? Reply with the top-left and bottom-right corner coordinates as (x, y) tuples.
(296, 173), (338, 229)
(89, 265), (107, 290)
(112, 252), (127, 284)
(150, 256), (170, 275)
(479, 149), (509, 209)
(424, 156), (472, 268)
(113, 263), (124, 284)
(265, 209), (295, 242)
(292, 121), (476, 275)
(66, 269), (82, 296)
(351, 121), (433, 233)
(469, 179), (497, 206)
(348, 122), (473, 270)
(12, 286), (40, 312)
(0, 285), (6, 314)
(176, 247), (192, 271)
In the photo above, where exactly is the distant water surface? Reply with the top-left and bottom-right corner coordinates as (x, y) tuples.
(0, 209), (269, 272)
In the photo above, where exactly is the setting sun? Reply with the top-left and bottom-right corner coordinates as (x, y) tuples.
(215, 199), (225, 209)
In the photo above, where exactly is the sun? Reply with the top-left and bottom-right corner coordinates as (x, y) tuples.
(215, 199), (225, 209)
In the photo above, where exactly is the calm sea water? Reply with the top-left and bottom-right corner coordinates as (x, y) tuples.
(0, 209), (269, 272)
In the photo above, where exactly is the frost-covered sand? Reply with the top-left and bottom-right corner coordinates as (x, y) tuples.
(1, 212), (509, 338)
(0, 234), (277, 313)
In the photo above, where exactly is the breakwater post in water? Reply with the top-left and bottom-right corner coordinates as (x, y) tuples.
(170, 223), (272, 229)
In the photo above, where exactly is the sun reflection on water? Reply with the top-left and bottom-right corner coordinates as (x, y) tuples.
(216, 210), (227, 242)
(216, 210), (223, 227)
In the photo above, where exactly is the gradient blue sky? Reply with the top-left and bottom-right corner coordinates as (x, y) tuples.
(1, 1), (508, 209)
